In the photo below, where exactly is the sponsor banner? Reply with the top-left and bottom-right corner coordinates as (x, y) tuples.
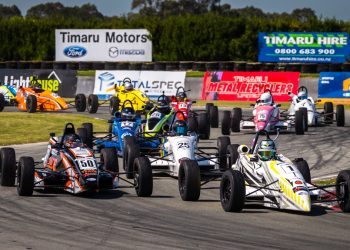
(0, 69), (77, 97)
(94, 70), (186, 100)
(318, 72), (350, 98)
(259, 32), (350, 63)
(202, 71), (299, 102)
(55, 29), (152, 62)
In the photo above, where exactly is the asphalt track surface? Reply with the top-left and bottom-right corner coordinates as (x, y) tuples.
(1, 106), (350, 249)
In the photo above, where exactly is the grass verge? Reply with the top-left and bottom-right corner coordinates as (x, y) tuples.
(0, 112), (108, 146)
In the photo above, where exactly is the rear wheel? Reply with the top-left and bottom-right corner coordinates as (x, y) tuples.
(198, 113), (210, 139)
(336, 105), (345, 127)
(336, 170), (350, 212)
(295, 110), (304, 135)
(231, 108), (242, 132)
(82, 123), (93, 148)
(134, 157), (153, 197)
(205, 103), (214, 113)
(110, 96), (119, 115)
(294, 158), (311, 183)
(100, 148), (119, 173)
(0, 147), (16, 186)
(227, 144), (240, 167)
(178, 160), (200, 201)
(221, 111), (231, 135)
(217, 136), (231, 171)
(324, 102), (334, 124)
(26, 95), (37, 113)
(77, 128), (88, 146)
(0, 93), (5, 111)
(17, 157), (35, 196)
(210, 105), (219, 128)
(188, 116), (198, 132)
(220, 169), (245, 212)
(299, 107), (308, 132)
(75, 94), (86, 112)
(87, 94), (99, 113)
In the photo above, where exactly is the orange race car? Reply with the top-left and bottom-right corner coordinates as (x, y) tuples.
(15, 85), (99, 113)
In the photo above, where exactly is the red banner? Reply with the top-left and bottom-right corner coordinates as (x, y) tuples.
(202, 71), (300, 102)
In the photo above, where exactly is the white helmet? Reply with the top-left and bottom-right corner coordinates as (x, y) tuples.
(259, 92), (273, 105)
(123, 78), (133, 91)
(297, 91), (307, 100)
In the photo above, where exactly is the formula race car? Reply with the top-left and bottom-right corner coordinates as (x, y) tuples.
(0, 123), (152, 197)
(0, 82), (17, 111)
(128, 112), (229, 201)
(221, 91), (306, 135)
(219, 130), (350, 213)
(288, 86), (345, 128)
(109, 77), (152, 115)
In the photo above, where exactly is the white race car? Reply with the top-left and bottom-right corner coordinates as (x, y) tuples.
(287, 86), (345, 128)
(125, 113), (229, 201)
(220, 130), (350, 213)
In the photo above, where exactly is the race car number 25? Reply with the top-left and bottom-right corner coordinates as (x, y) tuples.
(177, 142), (190, 149)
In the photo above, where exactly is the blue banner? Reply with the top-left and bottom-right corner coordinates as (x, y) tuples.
(318, 72), (350, 98)
(259, 32), (350, 63)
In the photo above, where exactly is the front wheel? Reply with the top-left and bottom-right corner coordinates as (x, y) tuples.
(87, 94), (99, 113)
(178, 160), (200, 201)
(324, 102), (334, 124)
(0, 93), (5, 112)
(217, 136), (231, 171)
(336, 170), (350, 212)
(294, 158), (311, 183)
(100, 148), (119, 173)
(220, 169), (245, 212)
(26, 95), (37, 113)
(0, 147), (16, 186)
(231, 108), (242, 132)
(134, 157), (153, 197)
(209, 105), (219, 128)
(110, 96), (119, 115)
(75, 94), (86, 112)
(17, 157), (35, 196)
(198, 113), (210, 139)
(336, 105), (345, 127)
(123, 139), (140, 179)
(221, 111), (231, 135)
(295, 110), (305, 135)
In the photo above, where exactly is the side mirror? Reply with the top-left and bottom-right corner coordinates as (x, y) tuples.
(250, 156), (259, 162)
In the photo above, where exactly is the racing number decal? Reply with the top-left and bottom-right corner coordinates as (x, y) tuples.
(77, 158), (96, 169)
(177, 142), (190, 149)
(150, 111), (162, 119)
(121, 121), (135, 127)
(258, 113), (266, 121)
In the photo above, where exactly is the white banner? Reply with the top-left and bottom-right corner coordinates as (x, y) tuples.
(55, 29), (152, 62)
(94, 70), (186, 100)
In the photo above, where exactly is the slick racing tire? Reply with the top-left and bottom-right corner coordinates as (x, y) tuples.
(299, 107), (308, 132)
(221, 111), (231, 135)
(294, 158), (311, 183)
(87, 94), (99, 114)
(324, 102), (334, 124)
(336, 170), (350, 212)
(0, 147), (16, 186)
(188, 116), (198, 132)
(134, 156), (153, 197)
(17, 156), (35, 196)
(205, 103), (214, 113)
(209, 105), (219, 128)
(123, 138), (140, 179)
(220, 169), (245, 212)
(295, 110), (305, 135)
(227, 144), (240, 167)
(178, 160), (200, 201)
(198, 113), (210, 139)
(110, 96), (119, 115)
(77, 128), (88, 146)
(82, 123), (93, 148)
(336, 104), (345, 127)
(26, 95), (37, 113)
(101, 148), (119, 173)
(217, 136), (231, 171)
(75, 94), (87, 112)
(231, 108), (242, 133)
(0, 93), (5, 112)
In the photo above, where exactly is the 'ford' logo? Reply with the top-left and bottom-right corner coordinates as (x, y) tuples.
(63, 46), (87, 58)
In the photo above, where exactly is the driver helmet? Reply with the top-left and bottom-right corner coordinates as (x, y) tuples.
(64, 134), (83, 148)
(177, 92), (187, 102)
(121, 107), (136, 120)
(259, 92), (273, 105)
(123, 78), (133, 91)
(157, 100), (170, 114)
(297, 90), (307, 101)
(257, 139), (276, 161)
(173, 120), (187, 136)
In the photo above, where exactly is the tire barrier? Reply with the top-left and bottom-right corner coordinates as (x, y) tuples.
(1, 61), (350, 72)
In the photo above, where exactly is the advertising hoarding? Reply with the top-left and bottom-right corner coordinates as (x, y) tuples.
(318, 72), (350, 98)
(259, 32), (350, 63)
(94, 70), (186, 100)
(55, 29), (152, 62)
(202, 71), (300, 102)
